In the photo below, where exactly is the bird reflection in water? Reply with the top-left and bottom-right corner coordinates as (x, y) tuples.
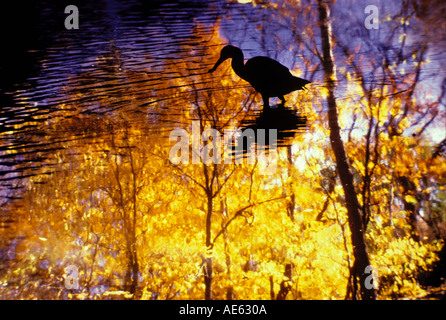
(231, 108), (307, 160)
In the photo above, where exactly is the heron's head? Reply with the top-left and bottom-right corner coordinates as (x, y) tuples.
(208, 45), (242, 73)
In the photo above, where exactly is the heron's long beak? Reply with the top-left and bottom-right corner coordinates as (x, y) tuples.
(208, 56), (226, 73)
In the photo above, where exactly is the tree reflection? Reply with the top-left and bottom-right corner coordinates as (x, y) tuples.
(0, 0), (445, 300)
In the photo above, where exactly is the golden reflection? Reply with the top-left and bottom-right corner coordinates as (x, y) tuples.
(0, 0), (445, 301)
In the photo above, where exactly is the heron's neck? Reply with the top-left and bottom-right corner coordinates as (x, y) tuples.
(231, 51), (248, 80)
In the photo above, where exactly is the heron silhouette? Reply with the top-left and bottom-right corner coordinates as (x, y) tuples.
(208, 45), (310, 109)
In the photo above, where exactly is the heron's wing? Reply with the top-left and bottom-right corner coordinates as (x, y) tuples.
(244, 57), (293, 93)
(245, 57), (291, 78)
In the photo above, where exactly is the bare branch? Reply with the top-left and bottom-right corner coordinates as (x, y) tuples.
(210, 195), (285, 249)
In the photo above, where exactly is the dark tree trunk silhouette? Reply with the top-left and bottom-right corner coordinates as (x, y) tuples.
(317, 0), (377, 300)
(110, 132), (140, 296)
(204, 184), (213, 300)
(396, 176), (421, 242)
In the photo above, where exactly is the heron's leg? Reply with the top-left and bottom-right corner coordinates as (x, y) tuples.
(279, 95), (286, 105)
(262, 94), (270, 109)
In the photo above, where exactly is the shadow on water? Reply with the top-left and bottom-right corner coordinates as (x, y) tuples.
(232, 105), (307, 159)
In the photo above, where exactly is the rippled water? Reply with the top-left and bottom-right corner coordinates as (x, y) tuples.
(1, 0), (444, 219)
(1, 1), (445, 300)
(1, 1), (219, 198)
(0, 0), (313, 209)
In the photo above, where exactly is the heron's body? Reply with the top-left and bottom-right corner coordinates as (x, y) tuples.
(209, 45), (310, 108)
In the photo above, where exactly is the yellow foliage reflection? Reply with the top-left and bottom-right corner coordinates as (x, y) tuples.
(1, 1), (445, 301)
